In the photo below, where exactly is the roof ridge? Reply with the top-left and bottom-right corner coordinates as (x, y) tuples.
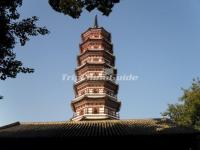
(19, 118), (170, 124)
(20, 121), (67, 125)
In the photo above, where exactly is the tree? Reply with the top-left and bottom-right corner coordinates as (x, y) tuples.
(0, 0), (120, 80)
(162, 78), (200, 130)
(0, 0), (49, 81)
(48, 0), (120, 19)
(1, 0), (119, 98)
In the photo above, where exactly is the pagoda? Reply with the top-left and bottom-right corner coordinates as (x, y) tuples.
(71, 16), (121, 121)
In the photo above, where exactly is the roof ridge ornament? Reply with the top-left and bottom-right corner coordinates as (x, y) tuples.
(94, 15), (98, 28)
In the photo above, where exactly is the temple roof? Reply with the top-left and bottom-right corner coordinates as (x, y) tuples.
(0, 119), (198, 138)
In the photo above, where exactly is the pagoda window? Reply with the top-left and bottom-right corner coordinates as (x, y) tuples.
(93, 108), (99, 114)
(94, 45), (98, 49)
(93, 58), (99, 62)
(94, 72), (99, 76)
(93, 89), (99, 93)
(80, 110), (84, 116)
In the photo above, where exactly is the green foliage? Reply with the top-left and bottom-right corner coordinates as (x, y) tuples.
(162, 78), (200, 130)
(48, 0), (120, 18)
(0, 0), (49, 80)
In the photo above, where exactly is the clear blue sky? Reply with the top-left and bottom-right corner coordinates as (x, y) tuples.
(1, 0), (200, 126)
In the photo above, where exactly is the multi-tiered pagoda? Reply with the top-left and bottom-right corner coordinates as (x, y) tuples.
(71, 16), (121, 121)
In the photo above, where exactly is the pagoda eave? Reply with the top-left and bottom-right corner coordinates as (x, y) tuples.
(79, 38), (112, 47)
(71, 94), (121, 112)
(73, 79), (119, 95)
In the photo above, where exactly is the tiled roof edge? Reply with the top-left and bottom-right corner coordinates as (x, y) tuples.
(0, 122), (20, 130)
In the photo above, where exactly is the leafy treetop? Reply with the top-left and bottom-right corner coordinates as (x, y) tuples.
(0, 0), (49, 80)
(162, 78), (200, 130)
(48, 0), (120, 18)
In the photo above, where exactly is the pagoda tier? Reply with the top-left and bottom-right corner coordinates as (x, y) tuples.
(81, 26), (111, 43)
(79, 38), (113, 54)
(73, 80), (119, 97)
(77, 50), (115, 67)
(71, 96), (121, 121)
(71, 16), (121, 121)
(75, 63), (117, 81)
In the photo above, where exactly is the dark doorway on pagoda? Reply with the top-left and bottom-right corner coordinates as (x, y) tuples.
(93, 108), (99, 114)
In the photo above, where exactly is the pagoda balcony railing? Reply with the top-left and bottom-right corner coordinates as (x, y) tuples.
(89, 48), (104, 50)
(74, 93), (118, 99)
(82, 37), (111, 43)
(72, 112), (120, 119)
(76, 61), (115, 69)
(80, 60), (113, 65)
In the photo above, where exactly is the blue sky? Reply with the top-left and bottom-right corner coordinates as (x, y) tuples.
(1, 0), (200, 126)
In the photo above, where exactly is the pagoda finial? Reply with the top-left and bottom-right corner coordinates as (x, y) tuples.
(94, 15), (98, 28)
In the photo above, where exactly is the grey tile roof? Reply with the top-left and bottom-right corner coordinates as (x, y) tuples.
(0, 119), (198, 138)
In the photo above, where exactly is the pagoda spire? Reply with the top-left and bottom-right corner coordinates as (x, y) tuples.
(94, 15), (98, 28)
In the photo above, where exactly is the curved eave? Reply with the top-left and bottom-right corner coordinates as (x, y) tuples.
(79, 39), (112, 54)
(78, 49), (114, 58)
(81, 27), (111, 38)
(79, 38), (112, 48)
(77, 50), (115, 66)
(75, 62), (116, 73)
